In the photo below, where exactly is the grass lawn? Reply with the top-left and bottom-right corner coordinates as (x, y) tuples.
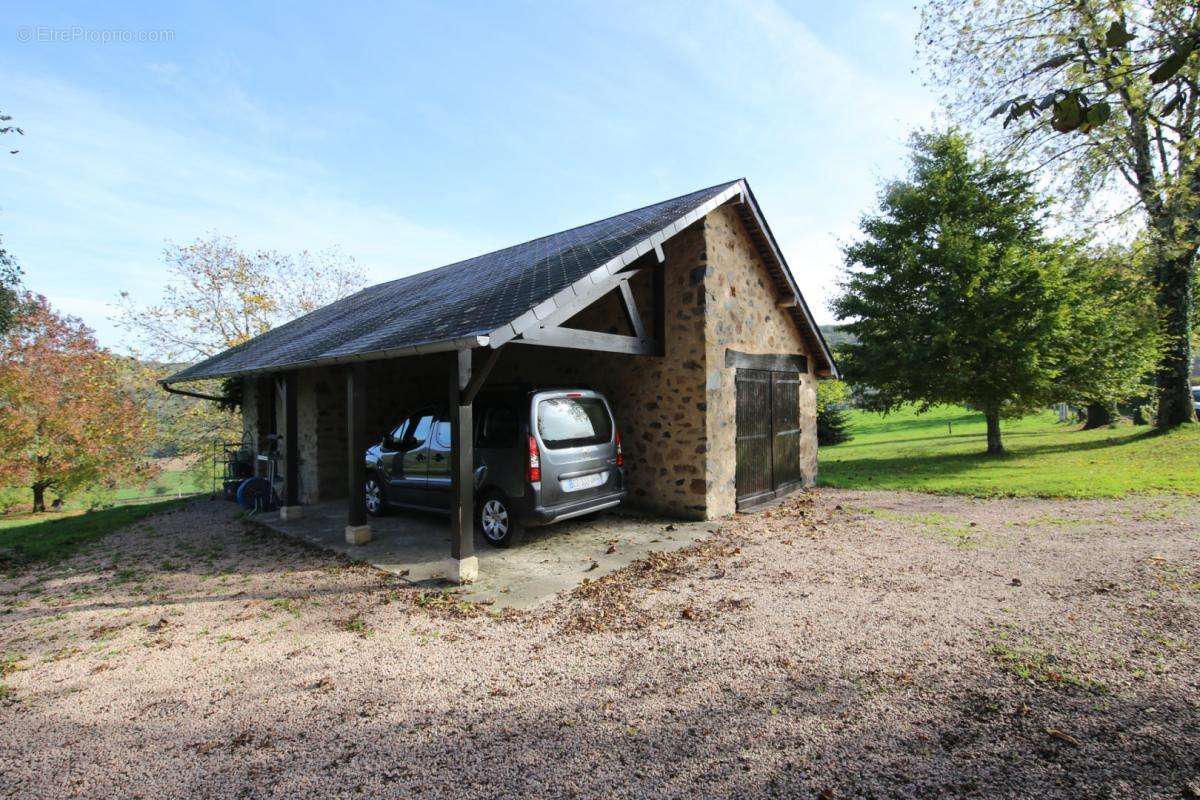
(0, 458), (206, 516)
(0, 459), (207, 565)
(0, 498), (189, 565)
(109, 464), (206, 502)
(819, 405), (1200, 498)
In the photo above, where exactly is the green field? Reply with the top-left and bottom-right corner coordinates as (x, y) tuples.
(819, 406), (1200, 498)
(0, 460), (208, 566)
(0, 498), (189, 565)
(0, 459), (206, 520)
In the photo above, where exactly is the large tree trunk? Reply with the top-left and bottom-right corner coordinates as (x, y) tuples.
(1083, 401), (1116, 429)
(31, 484), (46, 513)
(1154, 251), (1196, 428)
(985, 411), (1003, 455)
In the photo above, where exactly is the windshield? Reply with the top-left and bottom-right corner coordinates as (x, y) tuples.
(537, 397), (613, 449)
(1193, 387), (1200, 402)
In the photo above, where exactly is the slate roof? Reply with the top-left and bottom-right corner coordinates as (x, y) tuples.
(165, 179), (835, 383)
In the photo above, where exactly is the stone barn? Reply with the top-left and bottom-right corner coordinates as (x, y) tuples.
(163, 179), (837, 581)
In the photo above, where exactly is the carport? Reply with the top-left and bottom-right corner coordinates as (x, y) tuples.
(162, 179), (836, 583)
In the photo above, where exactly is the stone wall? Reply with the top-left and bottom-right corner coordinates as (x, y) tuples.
(241, 378), (260, 452)
(241, 376), (275, 455)
(310, 370), (347, 502)
(702, 205), (818, 517)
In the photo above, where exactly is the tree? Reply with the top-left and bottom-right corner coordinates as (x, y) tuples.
(920, 0), (1199, 427)
(1056, 243), (1163, 428)
(834, 131), (1070, 455)
(0, 296), (155, 511)
(115, 235), (365, 473)
(816, 379), (853, 445)
(116, 235), (365, 363)
(0, 236), (24, 335)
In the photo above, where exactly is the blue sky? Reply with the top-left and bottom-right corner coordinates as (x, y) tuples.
(1, 0), (935, 349)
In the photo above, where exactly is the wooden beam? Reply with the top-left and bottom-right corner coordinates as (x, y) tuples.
(519, 326), (659, 355)
(449, 349), (474, 564)
(283, 372), (299, 507)
(528, 267), (646, 333)
(463, 346), (502, 405)
(617, 279), (647, 339)
(724, 349), (808, 373)
(345, 364), (368, 528)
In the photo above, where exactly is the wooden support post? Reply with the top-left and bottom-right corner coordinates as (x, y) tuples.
(280, 371), (302, 519)
(463, 345), (502, 405)
(344, 363), (370, 544)
(447, 348), (477, 583)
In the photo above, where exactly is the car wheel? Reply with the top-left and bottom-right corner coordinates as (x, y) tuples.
(364, 475), (385, 517)
(478, 491), (521, 548)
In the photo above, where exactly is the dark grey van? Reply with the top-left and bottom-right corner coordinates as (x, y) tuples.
(363, 388), (625, 546)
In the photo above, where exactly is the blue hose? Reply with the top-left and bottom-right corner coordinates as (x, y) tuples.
(236, 477), (273, 511)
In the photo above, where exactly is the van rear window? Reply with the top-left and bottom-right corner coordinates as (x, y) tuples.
(537, 397), (612, 449)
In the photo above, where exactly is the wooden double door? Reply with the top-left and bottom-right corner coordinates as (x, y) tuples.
(734, 368), (803, 510)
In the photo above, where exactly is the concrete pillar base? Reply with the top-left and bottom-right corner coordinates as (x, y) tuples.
(444, 556), (479, 584)
(344, 524), (372, 545)
(279, 505), (304, 521)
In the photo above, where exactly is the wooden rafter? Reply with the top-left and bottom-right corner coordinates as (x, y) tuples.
(514, 271), (660, 355)
(617, 278), (647, 339)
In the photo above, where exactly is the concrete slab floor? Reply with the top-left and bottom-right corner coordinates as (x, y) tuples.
(254, 501), (719, 609)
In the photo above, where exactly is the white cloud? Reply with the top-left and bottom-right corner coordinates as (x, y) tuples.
(0, 73), (491, 348)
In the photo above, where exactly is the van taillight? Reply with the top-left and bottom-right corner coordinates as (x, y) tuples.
(527, 434), (541, 482)
(615, 430), (624, 467)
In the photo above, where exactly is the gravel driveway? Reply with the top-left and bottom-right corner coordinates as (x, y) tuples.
(1, 491), (1197, 799)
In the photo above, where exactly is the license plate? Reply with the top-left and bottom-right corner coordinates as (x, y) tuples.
(561, 471), (607, 493)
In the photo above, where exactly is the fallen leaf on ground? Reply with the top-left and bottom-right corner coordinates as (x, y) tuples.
(89, 624), (123, 640)
(1045, 728), (1080, 746)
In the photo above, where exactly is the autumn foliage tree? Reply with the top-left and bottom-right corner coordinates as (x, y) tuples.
(0, 296), (155, 510)
(0, 236), (24, 335)
(116, 235), (364, 363)
(114, 235), (364, 473)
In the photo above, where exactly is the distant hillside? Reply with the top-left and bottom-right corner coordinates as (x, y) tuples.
(819, 324), (856, 351)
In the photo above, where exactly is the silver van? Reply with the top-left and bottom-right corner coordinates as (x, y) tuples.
(363, 388), (625, 546)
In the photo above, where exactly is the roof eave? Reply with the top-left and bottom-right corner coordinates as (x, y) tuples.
(732, 179), (840, 379)
(160, 333), (490, 386)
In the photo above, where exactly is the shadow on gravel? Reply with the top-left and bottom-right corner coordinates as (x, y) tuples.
(5, 664), (1196, 799)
